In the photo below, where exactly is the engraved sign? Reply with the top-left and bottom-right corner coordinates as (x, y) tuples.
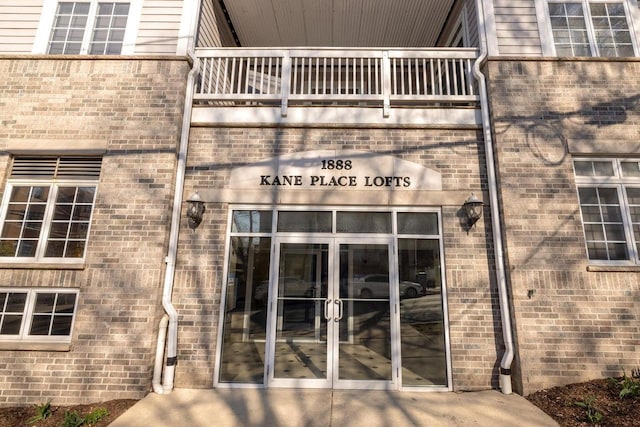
(228, 150), (442, 191)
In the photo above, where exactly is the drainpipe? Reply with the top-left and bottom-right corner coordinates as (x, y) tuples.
(153, 1), (201, 394)
(473, 0), (514, 395)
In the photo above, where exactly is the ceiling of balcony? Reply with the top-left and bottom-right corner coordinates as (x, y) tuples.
(221, 0), (456, 47)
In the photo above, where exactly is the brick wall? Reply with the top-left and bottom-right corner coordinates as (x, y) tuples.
(174, 126), (505, 391)
(0, 57), (189, 405)
(485, 58), (640, 394)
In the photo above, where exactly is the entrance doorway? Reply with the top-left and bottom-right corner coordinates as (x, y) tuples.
(269, 238), (396, 388)
(216, 208), (451, 390)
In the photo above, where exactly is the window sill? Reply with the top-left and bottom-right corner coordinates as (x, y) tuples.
(587, 265), (640, 272)
(0, 342), (71, 351)
(0, 262), (86, 270)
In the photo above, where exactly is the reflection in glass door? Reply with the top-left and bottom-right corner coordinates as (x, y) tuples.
(268, 239), (395, 388)
(336, 242), (395, 387)
(271, 242), (331, 386)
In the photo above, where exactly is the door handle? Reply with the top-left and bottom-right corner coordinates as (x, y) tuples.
(324, 299), (331, 320)
(334, 299), (343, 321)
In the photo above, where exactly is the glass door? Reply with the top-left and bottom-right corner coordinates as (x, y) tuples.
(334, 240), (396, 389)
(267, 237), (396, 389)
(268, 239), (333, 387)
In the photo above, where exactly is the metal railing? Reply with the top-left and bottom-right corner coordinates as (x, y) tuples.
(194, 48), (479, 116)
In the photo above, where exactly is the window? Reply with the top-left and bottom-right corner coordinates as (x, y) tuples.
(0, 157), (101, 263)
(0, 289), (78, 342)
(574, 159), (640, 264)
(547, 1), (636, 56)
(47, 2), (130, 54)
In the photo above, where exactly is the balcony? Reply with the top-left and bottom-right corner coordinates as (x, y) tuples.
(192, 47), (481, 127)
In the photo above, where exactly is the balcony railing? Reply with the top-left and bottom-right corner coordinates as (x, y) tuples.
(194, 48), (479, 117)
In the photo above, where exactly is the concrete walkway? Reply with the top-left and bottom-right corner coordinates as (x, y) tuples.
(109, 388), (558, 427)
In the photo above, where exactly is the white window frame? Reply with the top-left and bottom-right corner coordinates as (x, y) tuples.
(0, 157), (101, 265)
(32, 0), (143, 55)
(574, 158), (640, 265)
(0, 288), (79, 344)
(536, 0), (640, 56)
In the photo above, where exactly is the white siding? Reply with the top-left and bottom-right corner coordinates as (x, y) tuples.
(0, 2), (44, 53)
(493, 0), (543, 56)
(197, 0), (235, 48)
(135, 0), (184, 54)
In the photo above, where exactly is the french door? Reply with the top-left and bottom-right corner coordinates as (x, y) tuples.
(266, 237), (398, 389)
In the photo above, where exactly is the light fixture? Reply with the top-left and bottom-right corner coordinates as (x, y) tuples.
(186, 191), (205, 229)
(463, 193), (483, 228)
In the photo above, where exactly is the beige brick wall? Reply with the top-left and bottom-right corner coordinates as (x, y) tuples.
(174, 126), (505, 391)
(485, 58), (640, 395)
(0, 57), (189, 405)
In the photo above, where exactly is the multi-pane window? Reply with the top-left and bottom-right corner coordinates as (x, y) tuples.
(48, 2), (130, 54)
(574, 159), (640, 263)
(0, 289), (78, 342)
(0, 157), (101, 262)
(548, 1), (635, 56)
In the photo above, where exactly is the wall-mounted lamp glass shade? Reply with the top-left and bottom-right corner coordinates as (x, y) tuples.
(463, 193), (483, 227)
(186, 191), (205, 229)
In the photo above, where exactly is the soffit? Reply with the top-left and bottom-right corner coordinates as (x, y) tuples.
(221, 0), (455, 47)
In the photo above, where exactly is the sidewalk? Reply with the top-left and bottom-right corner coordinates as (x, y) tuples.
(109, 388), (558, 427)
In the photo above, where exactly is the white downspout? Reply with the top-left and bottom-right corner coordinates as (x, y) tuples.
(152, 314), (169, 393)
(153, 0), (201, 394)
(473, 0), (515, 394)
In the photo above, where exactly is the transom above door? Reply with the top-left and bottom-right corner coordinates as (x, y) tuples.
(216, 207), (452, 391)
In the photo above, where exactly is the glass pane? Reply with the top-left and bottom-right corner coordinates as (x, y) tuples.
(231, 210), (272, 233)
(593, 161), (614, 176)
(114, 3), (130, 15)
(398, 239), (447, 386)
(76, 187), (96, 204)
(574, 160), (593, 176)
(98, 3), (114, 14)
(51, 315), (73, 335)
(72, 205), (93, 221)
(626, 188), (640, 206)
(336, 212), (391, 234)
(1, 223), (22, 239)
(57, 187), (76, 203)
(64, 241), (85, 258)
(29, 315), (51, 335)
(277, 211), (332, 233)
(1, 315), (23, 335)
(598, 188), (619, 204)
(218, 237), (271, 384)
(45, 240), (65, 257)
(6, 293), (27, 312)
(10, 187), (31, 203)
(604, 223), (625, 241)
(621, 162), (640, 177)
(49, 222), (70, 238)
(273, 243), (328, 380)
(34, 293), (56, 313)
(53, 204), (73, 220)
(55, 293), (77, 313)
(584, 223), (605, 241)
(338, 243), (392, 381)
(68, 222), (89, 239)
(397, 212), (438, 235)
(608, 242), (628, 260)
(0, 241), (18, 257)
(17, 240), (37, 257)
(578, 187), (598, 204)
(587, 242), (608, 260)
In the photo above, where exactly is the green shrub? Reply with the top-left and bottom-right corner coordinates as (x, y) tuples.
(84, 407), (109, 426)
(62, 410), (85, 427)
(27, 401), (52, 424)
(575, 396), (603, 425)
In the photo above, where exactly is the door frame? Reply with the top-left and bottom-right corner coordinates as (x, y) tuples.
(266, 235), (399, 390)
(213, 206), (453, 392)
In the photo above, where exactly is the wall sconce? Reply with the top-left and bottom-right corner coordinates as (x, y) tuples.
(463, 193), (483, 228)
(186, 191), (205, 229)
